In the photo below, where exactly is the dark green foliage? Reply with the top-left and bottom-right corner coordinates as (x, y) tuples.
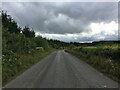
(2, 11), (50, 54)
(22, 26), (35, 38)
(2, 11), (53, 84)
(35, 36), (49, 50)
(47, 39), (69, 49)
(2, 11), (21, 34)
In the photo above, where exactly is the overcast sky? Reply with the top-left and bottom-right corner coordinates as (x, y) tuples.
(2, 2), (118, 42)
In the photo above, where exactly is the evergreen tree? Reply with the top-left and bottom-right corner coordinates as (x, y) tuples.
(22, 26), (35, 38)
(2, 11), (21, 34)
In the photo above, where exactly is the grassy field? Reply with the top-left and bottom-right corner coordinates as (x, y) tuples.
(2, 49), (55, 85)
(65, 44), (120, 83)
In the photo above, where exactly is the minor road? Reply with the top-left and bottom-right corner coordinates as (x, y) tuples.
(4, 50), (118, 88)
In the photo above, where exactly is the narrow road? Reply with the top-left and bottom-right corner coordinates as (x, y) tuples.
(4, 50), (118, 88)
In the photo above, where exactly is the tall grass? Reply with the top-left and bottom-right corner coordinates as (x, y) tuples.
(65, 44), (120, 83)
(2, 49), (54, 85)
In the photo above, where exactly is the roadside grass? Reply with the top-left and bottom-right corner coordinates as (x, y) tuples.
(2, 49), (55, 85)
(65, 45), (120, 83)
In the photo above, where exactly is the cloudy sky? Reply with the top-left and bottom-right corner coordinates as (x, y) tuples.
(2, 2), (118, 42)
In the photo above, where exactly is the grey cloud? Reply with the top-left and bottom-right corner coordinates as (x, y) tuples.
(49, 2), (117, 22)
(3, 2), (117, 33)
(2, 2), (118, 42)
(45, 13), (90, 33)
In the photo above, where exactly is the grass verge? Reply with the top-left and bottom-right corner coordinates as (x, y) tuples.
(2, 49), (55, 86)
(65, 47), (120, 83)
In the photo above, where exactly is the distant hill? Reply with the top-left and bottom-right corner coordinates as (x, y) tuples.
(70, 40), (120, 47)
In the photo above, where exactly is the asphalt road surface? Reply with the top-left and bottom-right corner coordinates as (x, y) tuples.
(4, 50), (119, 88)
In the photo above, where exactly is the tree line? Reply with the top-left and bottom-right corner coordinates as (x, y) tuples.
(2, 11), (73, 56)
(2, 11), (49, 55)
